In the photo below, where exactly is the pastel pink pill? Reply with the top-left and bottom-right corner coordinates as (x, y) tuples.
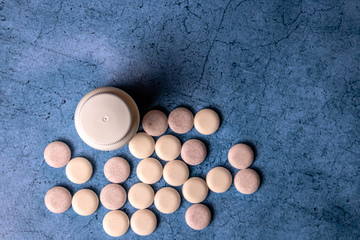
(142, 110), (168, 136)
(185, 204), (211, 230)
(234, 168), (260, 194)
(104, 157), (130, 183)
(228, 143), (254, 169)
(44, 186), (72, 214)
(181, 139), (207, 165)
(100, 184), (127, 210)
(168, 107), (194, 134)
(44, 141), (71, 168)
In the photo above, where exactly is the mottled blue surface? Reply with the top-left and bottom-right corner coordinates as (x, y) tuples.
(1, 0), (359, 239)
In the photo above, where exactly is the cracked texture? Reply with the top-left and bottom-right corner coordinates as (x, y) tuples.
(0, 0), (359, 239)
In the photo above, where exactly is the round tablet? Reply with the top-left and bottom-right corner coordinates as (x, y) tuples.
(194, 109), (220, 135)
(136, 158), (162, 184)
(185, 204), (211, 230)
(72, 189), (99, 216)
(100, 184), (127, 210)
(163, 160), (189, 186)
(228, 143), (254, 169)
(128, 132), (155, 159)
(44, 141), (71, 168)
(206, 167), (232, 193)
(154, 187), (181, 214)
(128, 183), (154, 209)
(155, 135), (181, 161)
(130, 209), (157, 236)
(103, 210), (129, 237)
(168, 107), (194, 134)
(234, 168), (260, 194)
(104, 157), (130, 183)
(181, 139), (207, 165)
(44, 186), (71, 214)
(142, 110), (168, 136)
(65, 157), (93, 184)
(182, 177), (208, 203)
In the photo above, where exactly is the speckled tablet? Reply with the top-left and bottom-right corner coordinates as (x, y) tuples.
(72, 189), (99, 216)
(228, 143), (254, 169)
(136, 158), (163, 184)
(194, 109), (220, 135)
(206, 167), (232, 193)
(66, 157), (93, 184)
(234, 168), (260, 194)
(154, 187), (181, 214)
(182, 177), (208, 203)
(181, 139), (207, 165)
(128, 183), (154, 209)
(168, 107), (194, 134)
(155, 134), (181, 161)
(103, 157), (130, 183)
(163, 160), (189, 186)
(185, 204), (211, 230)
(103, 210), (129, 237)
(44, 186), (72, 214)
(44, 141), (71, 168)
(142, 110), (168, 136)
(100, 184), (127, 210)
(130, 209), (157, 236)
(128, 132), (155, 159)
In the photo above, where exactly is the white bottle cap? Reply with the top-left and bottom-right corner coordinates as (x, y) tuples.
(75, 87), (139, 151)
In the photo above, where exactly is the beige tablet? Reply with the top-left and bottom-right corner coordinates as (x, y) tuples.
(163, 160), (189, 186)
(66, 157), (93, 184)
(181, 139), (207, 165)
(44, 186), (71, 214)
(142, 110), (168, 136)
(228, 143), (254, 169)
(185, 204), (211, 230)
(155, 135), (181, 161)
(128, 132), (155, 159)
(182, 177), (208, 203)
(103, 210), (129, 237)
(100, 184), (127, 210)
(103, 157), (130, 183)
(128, 183), (154, 209)
(72, 189), (99, 216)
(44, 141), (71, 168)
(206, 167), (232, 193)
(154, 187), (180, 214)
(234, 168), (260, 194)
(168, 107), (194, 134)
(194, 109), (220, 135)
(130, 209), (157, 236)
(136, 158), (163, 184)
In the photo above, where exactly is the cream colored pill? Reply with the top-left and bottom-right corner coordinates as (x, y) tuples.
(206, 167), (232, 193)
(234, 168), (260, 194)
(103, 210), (129, 237)
(154, 187), (180, 214)
(163, 160), (189, 186)
(142, 110), (168, 136)
(104, 157), (130, 183)
(44, 186), (72, 214)
(136, 158), (162, 184)
(228, 143), (254, 169)
(100, 184), (127, 210)
(130, 209), (157, 236)
(66, 157), (93, 184)
(44, 141), (71, 168)
(182, 177), (208, 203)
(128, 132), (155, 159)
(168, 107), (194, 134)
(181, 139), (207, 165)
(128, 183), (154, 209)
(72, 189), (99, 216)
(155, 135), (181, 161)
(194, 109), (220, 135)
(185, 204), (211, 230)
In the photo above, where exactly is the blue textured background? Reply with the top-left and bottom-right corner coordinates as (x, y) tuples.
(1, 0), (359, 239)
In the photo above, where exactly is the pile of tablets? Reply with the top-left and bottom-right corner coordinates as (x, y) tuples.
(44, 107), (261, 237)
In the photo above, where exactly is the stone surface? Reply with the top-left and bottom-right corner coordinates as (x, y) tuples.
(0, 0), (359, 239)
